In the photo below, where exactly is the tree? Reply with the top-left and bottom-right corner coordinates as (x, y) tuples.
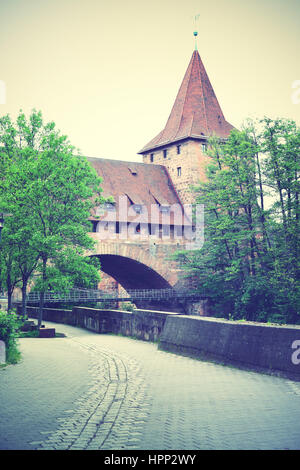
(175, 118), (300, 324)
(0, 109), (104, 324)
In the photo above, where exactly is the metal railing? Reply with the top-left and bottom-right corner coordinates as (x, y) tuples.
(25, 288), (204, 304)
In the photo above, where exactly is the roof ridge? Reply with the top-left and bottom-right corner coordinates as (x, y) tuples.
(195, 51), (209, 135)
(174, 52), (195, 141)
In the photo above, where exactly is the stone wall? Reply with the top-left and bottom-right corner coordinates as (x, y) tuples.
(24, 306), (179, 342)
(159, 315), (300, 380)
(23, 306), (300, 380)
(142, 140), (210, 204)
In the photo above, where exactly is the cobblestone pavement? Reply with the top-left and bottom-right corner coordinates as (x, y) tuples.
(1, 321), (300, 450)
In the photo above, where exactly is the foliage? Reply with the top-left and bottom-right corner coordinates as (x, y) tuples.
(120, 301), (136, 312)
(0, 310), (22, 363)
(175, 118), (300, 324)
(0, 110), (104, 323)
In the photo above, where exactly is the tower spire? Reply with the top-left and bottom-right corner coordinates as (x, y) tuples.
(138, 48), (234, 154)
(193, 14), (200, 51)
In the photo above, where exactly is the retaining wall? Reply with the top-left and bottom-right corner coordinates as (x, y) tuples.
(24, 306), (179, 342)
(23, 306), (300, 380)
(159, 315), (300, 380)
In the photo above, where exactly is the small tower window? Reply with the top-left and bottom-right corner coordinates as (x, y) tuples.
(150, 153), (154, 162)
(177, 167), (181, 177)
(177, 145), (181, 154)
(133, 204), (142, 214)
(163, 149), (167, 158)
(202, 143), (207, 152)
(160, 205), (170, 213)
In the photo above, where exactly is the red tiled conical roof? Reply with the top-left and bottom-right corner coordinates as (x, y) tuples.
(139, 50), (234, 153)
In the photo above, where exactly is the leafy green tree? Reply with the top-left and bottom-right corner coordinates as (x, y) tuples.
(0, 230), (22, 311)
(0, 110), (104, 325)
(176, 118), (300, 324)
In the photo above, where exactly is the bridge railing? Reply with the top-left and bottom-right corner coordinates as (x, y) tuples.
(25, 288), (203, 304)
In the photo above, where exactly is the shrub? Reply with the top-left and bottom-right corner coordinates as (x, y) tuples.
(0, 310), (22, 364)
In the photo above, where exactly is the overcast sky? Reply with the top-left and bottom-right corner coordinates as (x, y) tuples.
(0, 0), (299, 162)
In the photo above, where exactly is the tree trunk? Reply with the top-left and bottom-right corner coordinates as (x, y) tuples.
(7, 290), (12, 312)
(6, 272), (13, 312)
(21, 281), (27, 317)
(37, 257), (47, 328)
(37, 291), (44, 328)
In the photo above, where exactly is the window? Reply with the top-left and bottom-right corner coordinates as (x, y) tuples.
(159, 205), (170, 213)
(128, 166), (137, 175)
(133, 204), (142, 214)
(177, 167), (181, 177)
(103, 202), (115, 211)
(163, 149), (167, 158)
(177, 145), (181, 155)
(150, 153), (154, 162)
(91, 221), (98, 233)
(202, 143), (207, 152)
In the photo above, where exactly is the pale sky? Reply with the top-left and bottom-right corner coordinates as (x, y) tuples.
(0, 0), (299, 162)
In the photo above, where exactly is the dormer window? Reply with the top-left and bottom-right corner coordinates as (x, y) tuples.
(133, 204), (142, 214)
(160, 205), (170, 213)
(103, 202), (115, 211)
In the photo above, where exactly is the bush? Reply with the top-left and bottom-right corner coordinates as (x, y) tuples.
(120, 302), (136, 312)
(0, 310), (22, 364)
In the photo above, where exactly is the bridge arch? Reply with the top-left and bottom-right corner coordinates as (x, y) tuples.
(92, 254), (172, 291)
(89, 240), (180, 290)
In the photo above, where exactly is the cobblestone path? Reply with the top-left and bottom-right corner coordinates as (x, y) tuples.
(0, 321), (300, 450)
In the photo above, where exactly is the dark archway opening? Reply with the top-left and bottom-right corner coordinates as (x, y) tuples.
(96, 254), (170, 291)
(92, 254), (185, 312)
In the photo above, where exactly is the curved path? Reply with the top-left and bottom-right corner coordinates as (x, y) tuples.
(0, 321), (300, 450)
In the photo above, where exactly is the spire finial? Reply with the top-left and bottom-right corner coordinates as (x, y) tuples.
(193, 14), (200, 50)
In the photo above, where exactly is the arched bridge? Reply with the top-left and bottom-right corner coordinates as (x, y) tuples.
(89, 239), (183, 290)
(83, 237), (206, 313)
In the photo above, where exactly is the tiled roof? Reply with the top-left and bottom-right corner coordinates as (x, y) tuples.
(88, 157), (188, 225)
(139, 50), (234, 153)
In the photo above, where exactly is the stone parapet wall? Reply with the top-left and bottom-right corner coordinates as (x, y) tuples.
(159, 315), (300, 380)
(23, 306), (300, 380)
(24, 306), (179, 342)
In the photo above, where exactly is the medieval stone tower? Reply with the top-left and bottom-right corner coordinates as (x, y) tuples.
(88, 44), (235, 307)
(138, 49), (234, 204)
